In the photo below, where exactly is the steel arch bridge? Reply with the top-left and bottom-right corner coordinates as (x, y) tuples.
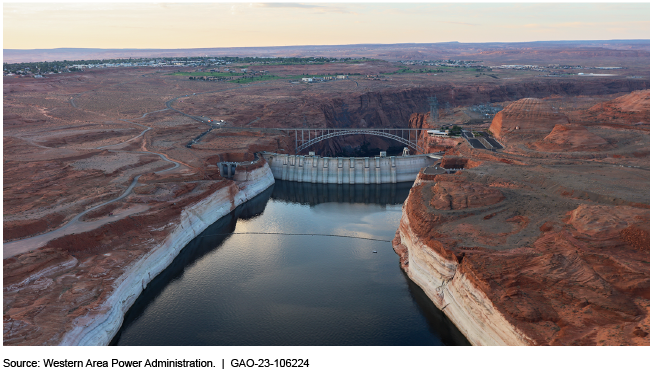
(275, 128), (427, 154)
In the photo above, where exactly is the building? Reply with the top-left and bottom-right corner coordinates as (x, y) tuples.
(427, 130), (449, 137)
(301, 77), (313, 82)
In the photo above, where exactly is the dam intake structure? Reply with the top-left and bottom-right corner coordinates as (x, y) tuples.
(262, 152), (441, 184)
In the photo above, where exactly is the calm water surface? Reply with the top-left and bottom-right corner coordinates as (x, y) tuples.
(111, 181), (469, 346)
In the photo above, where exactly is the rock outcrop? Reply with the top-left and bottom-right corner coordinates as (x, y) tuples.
(408, 112), (463, 153)
(314, 81), (647, 155)
(528, 124), (613, 152)
(439, 157), (481, 170)
(393, 179), (532, 345)
(3, 161), (275, 346)
(430, 175), (504, 210)
(586, 89), (650, 124)
(489, 98), (569, 139)
(394, 169), (650, 346)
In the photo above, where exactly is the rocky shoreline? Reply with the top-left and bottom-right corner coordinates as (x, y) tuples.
(393, 163), (650, 345)
(70, 163), (275, 345)
(66, 163), (274, 345)
(392, 176), (533, 345)
(64, 162), (274, 345)
(4, 161), (275, 346)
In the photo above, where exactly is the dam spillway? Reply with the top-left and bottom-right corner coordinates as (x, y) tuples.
(261, 152), (440, 184)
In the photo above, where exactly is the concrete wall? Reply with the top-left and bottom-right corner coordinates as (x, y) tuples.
(218, 158), (263, 181)
(262, 152), (438, 184)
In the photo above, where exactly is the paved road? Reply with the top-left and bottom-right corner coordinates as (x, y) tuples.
(139, 108), (169, 118)
(485, 137), (504, 149)
(4, 176), (144, 259)
(96, 120), (151, 150)
(132, 151), (181, 173)
(5, 83), (274, 256)
(468, 138), (486, 149)
(64, 175), (141, 228)
(5, 98), (192, 255)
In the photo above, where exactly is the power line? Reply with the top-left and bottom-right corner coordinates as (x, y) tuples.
(199, 232), (393, 243)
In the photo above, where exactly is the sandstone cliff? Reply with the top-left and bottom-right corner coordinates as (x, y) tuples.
(429, 174), (504, 210)
(394, 168), (650, 345)
(408, 112), (463, 154)
(528, 124), (613, 152)
(3, 161), (275, 345)
(584, 89), (650, 125)
(489, 98), (569, 140)
(314, 80), (647, 155)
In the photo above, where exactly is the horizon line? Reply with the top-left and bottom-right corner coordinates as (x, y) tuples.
(6, 39), (650, 52)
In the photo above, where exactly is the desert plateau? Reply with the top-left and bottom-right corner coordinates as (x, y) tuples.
(4, 40), (650, 346)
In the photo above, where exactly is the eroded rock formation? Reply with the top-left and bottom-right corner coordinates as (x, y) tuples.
(489, 98), (569, 140)
(585, 89), (650, 124)
(408, 112), (463, 154)
(4, 63), (650, 347)
(528, 124), (613, 152)
(394, 169), (650, 345)
(394, 90), (650, 345)
(3, 161), (275, 345)
(429, 175), (504, 210)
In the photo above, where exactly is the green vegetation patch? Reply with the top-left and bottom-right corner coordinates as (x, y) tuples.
(387, 68), (445, 75)
(232, 75), (282, 84)
(343, 58), (384, 64)
(448, 125), (463, 136)
(171, 71), (244, 77)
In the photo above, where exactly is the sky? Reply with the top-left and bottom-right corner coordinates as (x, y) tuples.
(3, 2), (650, 50)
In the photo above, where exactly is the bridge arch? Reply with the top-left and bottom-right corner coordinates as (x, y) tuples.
(285, 129), (426, 154)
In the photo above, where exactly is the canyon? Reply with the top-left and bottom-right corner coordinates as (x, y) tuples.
(394, 91), (650, 345)
(4, 55), (650, 345)
(5, 159), (274, 345)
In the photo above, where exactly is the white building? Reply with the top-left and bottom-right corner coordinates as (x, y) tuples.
(427, 130), (449, 137)
(301, 77), (313, 82)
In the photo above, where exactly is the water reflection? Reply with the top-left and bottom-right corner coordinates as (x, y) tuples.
(271, 180), (412, 206)
(111, 181), (469, 346)
(110, 185), (275, 345)
(405, 273), (471, 346)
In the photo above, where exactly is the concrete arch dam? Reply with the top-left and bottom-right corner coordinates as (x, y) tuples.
(262, 152), (441, 184)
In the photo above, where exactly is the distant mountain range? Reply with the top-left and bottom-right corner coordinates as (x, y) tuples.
(4, 40), (650, 64)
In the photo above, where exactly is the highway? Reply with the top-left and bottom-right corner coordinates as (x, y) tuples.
(6, 81), (278, 256)
(463, 131), (503, 150)
(6, 105), (187, 256)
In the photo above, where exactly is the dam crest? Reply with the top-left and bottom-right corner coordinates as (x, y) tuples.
(262, 152), (441, 184)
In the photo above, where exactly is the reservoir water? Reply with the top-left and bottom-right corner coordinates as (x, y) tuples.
(111, 181), (469, 346)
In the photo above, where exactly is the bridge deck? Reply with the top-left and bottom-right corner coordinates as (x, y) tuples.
(269, 127), (428, 154)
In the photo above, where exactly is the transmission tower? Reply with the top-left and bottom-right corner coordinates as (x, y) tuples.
(428, 96), (439, 124)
